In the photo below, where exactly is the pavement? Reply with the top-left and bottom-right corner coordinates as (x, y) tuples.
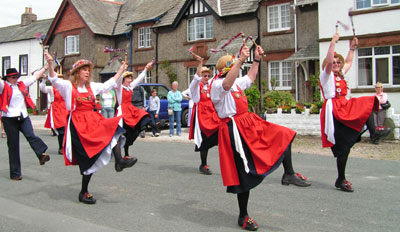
(0, 115), (399, 232)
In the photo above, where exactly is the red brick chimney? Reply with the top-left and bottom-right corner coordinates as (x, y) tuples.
(21, 7), (37, 26)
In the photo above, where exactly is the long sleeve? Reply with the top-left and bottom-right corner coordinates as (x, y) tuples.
(130, 71), (146, 89)
(189, 74), (202, 103)
(48, 73), (73, 110)
(155, 97), (160, 114)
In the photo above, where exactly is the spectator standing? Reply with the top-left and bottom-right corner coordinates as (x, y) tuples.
(148, 89), (160, 137)
(372, 82), (389, 144)
(100, 89), (116, 118)
(167, 81), (182, 136)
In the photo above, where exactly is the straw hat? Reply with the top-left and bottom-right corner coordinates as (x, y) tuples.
(71, 59), (94, 75)
(201, 67), (212, 75)
(216, 55), (233, 71)
(122, 71), (134, 79)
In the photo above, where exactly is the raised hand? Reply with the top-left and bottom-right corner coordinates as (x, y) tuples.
(255, 46), (264, 60)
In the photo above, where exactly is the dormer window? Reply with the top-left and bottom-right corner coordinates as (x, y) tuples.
(138, 26), (152, 48)
(187, 15), (213, 41)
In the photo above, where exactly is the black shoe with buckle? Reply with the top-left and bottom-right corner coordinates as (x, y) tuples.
(39, 153), (50, 165)
(115, 157), (138, 172)
(281, 173), (311, 187)
(335, 179), (354, 192)
(199, 165), (212, 175)
(238, 216), (258, 231)
(79, 192), (96, 204)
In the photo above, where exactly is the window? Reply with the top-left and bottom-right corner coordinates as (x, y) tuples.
(357, 45), (400, 86)
(65, 35), (79, 55)
(187, 15), (213, 41)
(356, 0), (398, 9)
(187, 67), (197, 87)
(2, 56), (10, 76)
(138, 27), (152, 48)
(19, 55), (28, 76)
(240, 64), (251, 77)
(268, 61), (292, 89)
(139, 70), (152, 83)
(267, 3), (291, 32)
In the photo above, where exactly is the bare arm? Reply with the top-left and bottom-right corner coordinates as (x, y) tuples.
(324, 33), (339, 75)
(44, 51), (56, 78)
(246, 46), (264, 83)
(193, 54), (203, 76)
(343, 37), (358, 74)
(111, 61), (128, 83)
(222, 45), (250, 91)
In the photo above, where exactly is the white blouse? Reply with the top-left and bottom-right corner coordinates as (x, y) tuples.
(210, 75), (251, 119)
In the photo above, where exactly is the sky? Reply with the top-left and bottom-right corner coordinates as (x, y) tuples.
(0, 0), (63, 27)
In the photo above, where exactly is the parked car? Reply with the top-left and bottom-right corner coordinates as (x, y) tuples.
(139, 83), (189, 128)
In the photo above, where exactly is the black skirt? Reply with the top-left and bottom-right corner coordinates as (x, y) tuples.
(330, 117), (365, 158)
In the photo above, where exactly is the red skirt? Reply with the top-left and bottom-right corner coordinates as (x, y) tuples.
(218, 112), (296, 187)
(321, 96), (378, 147)
(71, 110), (121, 158)
(120, 103), (149, 128)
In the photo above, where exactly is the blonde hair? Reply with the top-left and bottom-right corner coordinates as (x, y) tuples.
(375, 82), (383, 88)
(322, 53), (345, 78)
(69, 65), (92, 88)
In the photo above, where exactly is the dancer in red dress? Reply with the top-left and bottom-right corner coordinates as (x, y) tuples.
(45, 52), (137, 204)
(319, 32), (389, 192)
(210, 45), (310, 231)
(115, 64), (156, 160)
(40, 72), (69, 155)
(188, 54), (219, 175)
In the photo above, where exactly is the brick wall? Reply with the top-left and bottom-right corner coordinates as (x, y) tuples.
(54, 4), (85, 34)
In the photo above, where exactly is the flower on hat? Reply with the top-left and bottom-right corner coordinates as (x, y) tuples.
(71, 59), (93, 74)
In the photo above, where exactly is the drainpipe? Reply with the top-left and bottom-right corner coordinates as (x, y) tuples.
(293, 0), (298, 102)
(126, 30), (133, 72)
(256, 11), (262, 112)
(155, 28), (159, 83)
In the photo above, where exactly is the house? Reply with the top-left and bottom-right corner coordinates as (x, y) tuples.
(0, 7), (52, 111)
(318, 0), (400, 114)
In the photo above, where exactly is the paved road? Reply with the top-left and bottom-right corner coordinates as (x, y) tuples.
(0, 123), (399, 231)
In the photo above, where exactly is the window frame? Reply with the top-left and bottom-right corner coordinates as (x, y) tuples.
(187, 15), (213, 42)
(357, 45), (400, 87)
(19, 54), (28, 76)
(268, 61), (292, 90)
(2, 56), (11, 77)
(267, 3), (291, 32)
(64, 35), (80, 55)
(138, 26), (152, 49)
(355, 0), (398, 9)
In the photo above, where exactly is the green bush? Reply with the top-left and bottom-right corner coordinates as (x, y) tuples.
(263, 90), (295, 111)
(244, 85), (260, 113)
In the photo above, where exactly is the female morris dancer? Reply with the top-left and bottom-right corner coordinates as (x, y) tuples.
(45, 52), (137, 204)
(319, 32), (389, 192)
(188, 54), (219, 175)
(210, 45), (311, 231)
(115, 65), (157, 160)
(40, 71), (69, 155)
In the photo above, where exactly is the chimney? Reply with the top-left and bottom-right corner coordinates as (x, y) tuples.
(21, 7), (37, 26)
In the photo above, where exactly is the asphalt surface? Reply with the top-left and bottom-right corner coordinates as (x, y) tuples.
(0, 117), (399, 232)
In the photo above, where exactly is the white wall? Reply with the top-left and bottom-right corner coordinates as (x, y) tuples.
(0, 39), (45, 106)
(318, 0), (400, 114)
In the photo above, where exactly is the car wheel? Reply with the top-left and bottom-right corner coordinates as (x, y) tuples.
(181, 108), (189, 127)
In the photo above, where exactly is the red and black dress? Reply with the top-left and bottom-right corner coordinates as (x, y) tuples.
(116, 86), (150, 146)
(188, 75), (219, 151)
(211, 76), (295, 193)
(319, 70), (378, 156)
(44, 87), (69, 132)
(48, 75), (124, 175)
